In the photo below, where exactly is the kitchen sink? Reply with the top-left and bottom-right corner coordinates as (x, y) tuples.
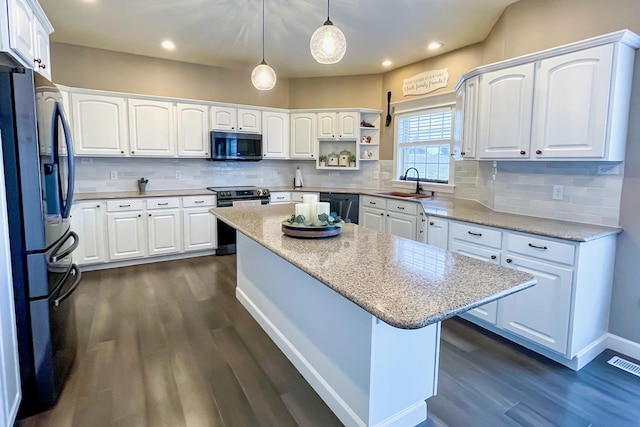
(377, 191), (432, 199)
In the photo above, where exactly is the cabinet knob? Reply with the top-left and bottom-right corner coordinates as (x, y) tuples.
(121, 150), (124, 154)
(429, 222), (434, 226)
(148, 214), (151, 217)
(239, 127), (242, 130)
(536, 150), (542, 155)
(34, 58), (41, 64)
(520, 150), (526, 155)
(491, 255), (497, 260)
(232, 127), (235, 130)
(138, 214), (141, 218)
(380, 213), (384, 216)
(386, 214), (390, 217)
(506, 258), (512, 263)
(460, 151), (466, 156)
(39, 63), (46, 70)
(131, 151), (135, 154)
(96, 205), (100, 208)
(311, 154), (314, 157)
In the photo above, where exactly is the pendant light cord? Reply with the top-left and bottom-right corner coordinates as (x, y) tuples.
(261, 0), (265, 61)
(327, 0), (330, 20)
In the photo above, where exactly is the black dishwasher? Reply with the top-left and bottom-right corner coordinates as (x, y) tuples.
(319, 193), (359, 224)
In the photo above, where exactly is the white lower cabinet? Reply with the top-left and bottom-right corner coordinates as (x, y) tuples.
(386, 212), (417, 240)
(107, 211), (146, 261)
(183, 208), (216, 252)
(426, 217), (449, 249)
(269, 192), (292, 204)
(360, 196), (419, 240)
(361, 206), (386, 232)
(69, 201), (106, 265)
(147, 209), (181, 256)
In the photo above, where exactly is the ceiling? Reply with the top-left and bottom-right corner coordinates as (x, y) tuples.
(39, 0), (519, 78)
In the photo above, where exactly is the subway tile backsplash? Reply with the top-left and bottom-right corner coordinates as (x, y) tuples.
(75, 158), (624, 226)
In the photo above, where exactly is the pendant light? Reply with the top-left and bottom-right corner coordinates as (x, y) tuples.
(310, 0), (347, 64)
(251, 0), (276, 90)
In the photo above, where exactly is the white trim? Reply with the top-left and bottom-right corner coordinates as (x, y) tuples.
(391, 180), (455, 194)
(392, 91), (456, 115)
(607, 333), (640, 361)
(78, 250), (215, 271)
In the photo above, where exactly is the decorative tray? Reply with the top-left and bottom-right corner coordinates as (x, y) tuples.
(281, 223), (342, 239)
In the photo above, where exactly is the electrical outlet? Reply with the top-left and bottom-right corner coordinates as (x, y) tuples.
(175, 170), (181, 179)
(110, 170), (118, 180)
(597, 164), (620, 175)
(552, 185), (564, 200)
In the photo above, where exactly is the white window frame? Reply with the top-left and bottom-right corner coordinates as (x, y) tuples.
(392, 92), (457, 194)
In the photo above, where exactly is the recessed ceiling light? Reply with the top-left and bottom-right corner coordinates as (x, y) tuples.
(161, 40), (176, 50)
(382, 60), (393, 67)
(428, 42), (443, 50)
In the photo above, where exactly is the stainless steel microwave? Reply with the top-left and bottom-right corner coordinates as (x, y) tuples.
(209, 131), (263, 161)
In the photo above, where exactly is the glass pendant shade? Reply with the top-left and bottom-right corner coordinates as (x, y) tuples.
(310, 21), (347, 64)
(251, 61), (277, 90)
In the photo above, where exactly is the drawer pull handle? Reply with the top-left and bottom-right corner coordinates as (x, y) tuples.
(194, 200), (205, 204)
(119, 204), (131, 208)
(528, 243), (548, 250)
(397, 206), (405, 210)
(158, 202), (169, 206)
(429, 222), (434, 226)
(506, 258), (512, 263)
(468, 231), (482, 237)
(491, 255), (497, 260)
(369, 201), (376, 205)
(277, 196), (285, 200)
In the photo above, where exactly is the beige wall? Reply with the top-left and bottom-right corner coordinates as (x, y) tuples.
(288, 75), (383, 110)
(50, 43), (290, 108)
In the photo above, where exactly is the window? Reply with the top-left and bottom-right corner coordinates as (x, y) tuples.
(396, 106), (453, 184)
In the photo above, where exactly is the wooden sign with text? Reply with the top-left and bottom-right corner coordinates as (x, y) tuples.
(402, 69), (449, 96)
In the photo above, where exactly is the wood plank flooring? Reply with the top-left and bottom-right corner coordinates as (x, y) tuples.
(18, 256), (640, 427)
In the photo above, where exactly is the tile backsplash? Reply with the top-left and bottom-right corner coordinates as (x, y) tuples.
(75, 158), (624, 226)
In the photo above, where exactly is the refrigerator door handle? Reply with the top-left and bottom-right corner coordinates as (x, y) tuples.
(54, 264), (81, 307)
(53, 102), (75, 218)
(49, 231), (78, 263)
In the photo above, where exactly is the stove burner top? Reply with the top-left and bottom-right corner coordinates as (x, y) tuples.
(207, 186), (270, 200)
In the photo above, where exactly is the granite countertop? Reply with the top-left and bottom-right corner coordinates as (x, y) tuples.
(74, 189), (214, 201)
(210, 204), (536, 329)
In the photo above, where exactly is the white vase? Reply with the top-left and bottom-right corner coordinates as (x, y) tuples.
(320, 161), (326, 167)
(349, 162), (356, 168)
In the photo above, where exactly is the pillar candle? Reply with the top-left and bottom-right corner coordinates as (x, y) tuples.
(294, 203), (312, 221)
(302, 194), (318, 204)
(313, 202), (330, 219)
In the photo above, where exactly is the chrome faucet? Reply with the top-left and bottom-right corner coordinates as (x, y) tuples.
(402, 167), (423, 194)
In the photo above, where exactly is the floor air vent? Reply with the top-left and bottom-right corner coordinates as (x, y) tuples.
(608, 356), (640, 377)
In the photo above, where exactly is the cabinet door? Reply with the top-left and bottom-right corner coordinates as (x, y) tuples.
(426, 217), (449, 249)
(290, 113), (317, 159)
(262, 112), (289, 159)
(386, 212), (417, 240)
(459, 76), (479, 159)
(183, 208), (216, 251)
(210, 106), (237, 131)
(70, 202), (106, 265)
(317, 112), (337, 138)
(107, 212), (146, 261)
(361, 207), (385, 232)
(177, 103), (209, 157)
(72, 93), (128, 156)
(337, 112), (359, 139)
(532, 44), (613, 159)
(237, 109), (261, 133)
(33, 18), (51, 80)
(8, 0), (35, 64)
(129, 99), (176, 157)
(449, 241), (500, 324)
(147, 209), (181, 256)
(477, 64), (534, 159)
(498, 255), (573, 354)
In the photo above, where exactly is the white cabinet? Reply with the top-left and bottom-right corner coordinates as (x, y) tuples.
(262, 111), (289, 159)
(426, 217), (449, 249)
(106, 202), (146, 261)
(177, 103), (209, 157)
(269, 192), (292, 204)
(454, 76), (478, 159)
(210, 106), (261, 133)
(477, 63), (535, 159)
(238, 108), (261, 133)
(290, 113), (317, 159)
(5, 0), (52, 78)
(317, 112), (359, 139)
(33, 17), (51, 80)
(360, 196), (419, 240)
(147, 209), (182, 256)
(128, 99), (176, 157)
(71, 93), (129, 156)
(317, 112), (337, 139)
(386, 212), (417, 240)
(69, 202), (106, 265)
(531, 44), (616, 159)
(361, 207), (386, 232)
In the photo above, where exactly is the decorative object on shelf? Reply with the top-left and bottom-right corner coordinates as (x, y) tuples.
(348, 154), (356, 167)
(251, 0), (277, 90)
(361, 135), (372, 143)
(362, 149), (373, 159)
(385, 91), (392, 127)
(360, 120), (375, 128)
(319, 154), (327, 167)
(137, 177), (148, 194)
(310, 0), (347, 64)
(327, 153), (339, 166)
(339, 149), (351, 167)
(282, 209), (344, 238)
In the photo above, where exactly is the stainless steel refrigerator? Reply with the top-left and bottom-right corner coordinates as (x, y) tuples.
(0, 66), (81, 416)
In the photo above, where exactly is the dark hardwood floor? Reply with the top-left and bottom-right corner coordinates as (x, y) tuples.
(18, 256), (640, 427)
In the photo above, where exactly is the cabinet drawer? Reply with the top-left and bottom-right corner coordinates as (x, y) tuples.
(386, 200), (419, 215)
(270, 192), (291, 203)
(106, 199), (144, 212)
(146, 197), (180, 210)
(183, 195), (216, 208)
(450, 222), (502, 249)
(506, 233), (575, 266)
(361, 196), (386, 210)
(291, 192), (320, 203)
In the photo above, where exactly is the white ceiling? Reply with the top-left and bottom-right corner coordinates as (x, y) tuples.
(39, 0), (519, 78)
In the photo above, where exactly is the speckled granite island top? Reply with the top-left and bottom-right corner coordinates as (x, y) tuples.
(210, 204), (536, 329)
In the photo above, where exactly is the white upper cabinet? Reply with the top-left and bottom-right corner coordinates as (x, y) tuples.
(337, 112), (359, 139)
(128, 99), (176, 157)
(454, 76), (479, 159)
(290, 113), (316, 159)
(5, 0), (53, 78)
(33, 17), (50, 80)
(317, 112), (337, 139)
(210, 106), (237, 131)
(72, 93), (129, 156)
(237, 108), (261, 133)
(262, 111), (289, 159)
(531, 44), (616, 159)
(176, 103), (209, 157)
(477, 63), (535, 159)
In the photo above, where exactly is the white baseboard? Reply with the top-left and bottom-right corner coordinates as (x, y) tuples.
(607, 333), (640, 361)
(79, 250), (216, 271)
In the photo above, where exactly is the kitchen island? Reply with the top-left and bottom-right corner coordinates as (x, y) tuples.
(210, 204), (535, 427)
